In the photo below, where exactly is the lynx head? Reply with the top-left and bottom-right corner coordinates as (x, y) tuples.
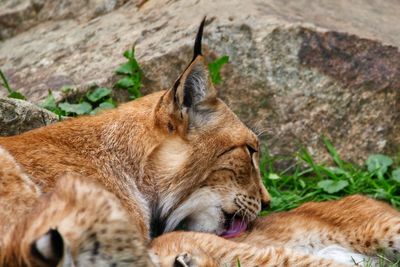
(149, 18), (270, 238)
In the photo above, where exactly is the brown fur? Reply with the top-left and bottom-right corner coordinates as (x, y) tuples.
(0, 147), (41, 239)
(151, 195), (400, 266)
(0, 21), (269, 246)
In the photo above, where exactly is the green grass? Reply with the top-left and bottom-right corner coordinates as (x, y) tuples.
(259, 141), (400, 266)
(361, 255), (400, 267)
(0, 69), (26, 100)
(260, 138), (400, 213)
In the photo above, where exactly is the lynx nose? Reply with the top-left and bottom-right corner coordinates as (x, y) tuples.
(261, 199), (270, 211)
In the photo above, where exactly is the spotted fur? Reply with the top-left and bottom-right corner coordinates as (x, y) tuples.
(0, 154), (154, 267)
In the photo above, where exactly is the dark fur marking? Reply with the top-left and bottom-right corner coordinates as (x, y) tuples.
(167, 122), (174, 133)
(31, 229), (64, 266)
(92, 241), (100, 256)
(150, 205), (166, 238)
(183, 79), (194, 108)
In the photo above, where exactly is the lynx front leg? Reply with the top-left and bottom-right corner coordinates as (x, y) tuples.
(151, 232), (351, 267)
(171, 247), (351, 267)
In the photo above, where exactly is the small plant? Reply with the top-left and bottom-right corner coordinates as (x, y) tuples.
(0, 69), (26, 100)
(4, 50), (226, 119)
(41, 90), (63, 117)
(41, 87), (116, 117)
(208, 55), (229, 85)
(40, 47), (145, 117)
(115, 47), (143, 99)
(40, 47), (144, 117)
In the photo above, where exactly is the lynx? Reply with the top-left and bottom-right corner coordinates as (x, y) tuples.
(0, 19), (269, 245)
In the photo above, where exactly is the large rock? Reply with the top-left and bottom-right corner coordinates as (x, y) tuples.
(0, 0), (130, 40)
(0, 98), (58, 136)
(0, 0), (399, 165)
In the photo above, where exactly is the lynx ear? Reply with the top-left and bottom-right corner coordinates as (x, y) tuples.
(174, 252), (194, 267)
(31, 229), (64, 267)
(174, 56), (216, 109)
(170, 18), (217, 128)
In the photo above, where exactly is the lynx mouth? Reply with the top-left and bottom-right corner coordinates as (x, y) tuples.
(220, 212), (247, 239)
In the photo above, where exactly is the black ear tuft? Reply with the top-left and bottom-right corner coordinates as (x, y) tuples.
(31, 229), (64, 266)
(192, 16), (206, 61)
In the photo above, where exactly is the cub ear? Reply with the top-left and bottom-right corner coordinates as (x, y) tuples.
(31, 229), (64, 267)
(174, 252), (193, 267)
(168, 18), (217, 129)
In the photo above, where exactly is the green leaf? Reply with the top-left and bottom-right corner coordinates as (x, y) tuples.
(123, 49), (134, 59)
(326, 167), (351, 178)
(392, 168), (400, 183)
(90, 102), (116, 115)
(317, 180), (349, 194)
(58, 101), (92, 115)
(40, 90), (66, 117)
(115, 47), (143, 99)
(366, 154), (393, 175)
(323, 137), (344, 168)
(268, 173), (281, 180)
(116, 77), (135, 88)
(116, 62), (134, 75)
(299, 179), (306, 188)
(8, 91), (26, 100)
(127, 82), (142, 99)
(0, 69), (12, 93)
(208, 55), (229, 85)
(86, 87), (112, 103)
(0, 69), (26, 100)
(41, 90), (57, 109)
(61, 86), (74, 94)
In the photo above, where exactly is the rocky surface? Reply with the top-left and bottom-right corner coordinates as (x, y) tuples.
(0, 98), (58, 136)
(0, 0), (130, 40)
(0, 0), (399, 165)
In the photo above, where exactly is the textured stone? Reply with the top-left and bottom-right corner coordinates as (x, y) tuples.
(0, 0), (399, 165)
(0, 0), (129, 40)
(0, 98), (58, 136)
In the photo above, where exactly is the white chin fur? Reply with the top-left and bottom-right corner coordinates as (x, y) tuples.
(164, 189), (224, 234)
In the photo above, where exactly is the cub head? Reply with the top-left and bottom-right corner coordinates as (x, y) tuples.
(1, 174), (154, 267)
(148, 18), (270, 237)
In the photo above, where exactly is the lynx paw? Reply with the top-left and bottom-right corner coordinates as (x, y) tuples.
(380, 223), (400, 260)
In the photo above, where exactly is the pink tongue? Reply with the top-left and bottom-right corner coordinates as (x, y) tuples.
(220, 218), (247, 239)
